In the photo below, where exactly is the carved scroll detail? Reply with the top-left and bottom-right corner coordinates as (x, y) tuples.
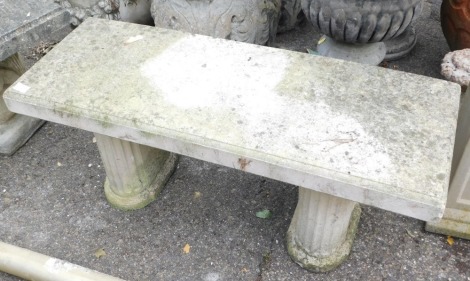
(151, 0), (281, 45)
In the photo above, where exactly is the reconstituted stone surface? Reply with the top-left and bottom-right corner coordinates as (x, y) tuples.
(4, 18), (460, 222)
(0, 0), (70, 60)
(1, 1), (470, 280)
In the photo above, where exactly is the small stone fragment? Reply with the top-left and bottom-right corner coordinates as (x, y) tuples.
(441, 49), (470, 87)
(256, 209), (272, 219)
(183, 243), (190, 254)
(94, 248), (106, 258)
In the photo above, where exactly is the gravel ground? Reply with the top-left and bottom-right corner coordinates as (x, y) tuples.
(1, 1), (470, 280)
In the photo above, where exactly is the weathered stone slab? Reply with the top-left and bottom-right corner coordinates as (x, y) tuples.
(0, 0), (70, 60)
(4, 18), (461, 222)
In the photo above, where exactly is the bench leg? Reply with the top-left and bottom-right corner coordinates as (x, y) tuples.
(425, 89), (470, 239)
(94, 134), (178, 210)
(0, 53), (44, 155)
(287, 187), (361, 272)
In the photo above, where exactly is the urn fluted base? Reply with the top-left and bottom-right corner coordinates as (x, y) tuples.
(303, 0), (423, 63)
(287, 188), (362, 272)
(317, 36), (386, 65)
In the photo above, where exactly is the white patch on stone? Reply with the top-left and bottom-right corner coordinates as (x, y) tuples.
(140, 36), (392, 181)
(125, 35), (144, 44)
(13, 83), (30, 93)
(140, 36), (285, 115)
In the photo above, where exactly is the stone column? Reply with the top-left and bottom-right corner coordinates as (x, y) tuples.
(94, 133), (178, 210)
(287, 187), (361, 272)
(0, 54), (45, 155)
(426, 50), (470, 239)
(425, 88), (470, 239)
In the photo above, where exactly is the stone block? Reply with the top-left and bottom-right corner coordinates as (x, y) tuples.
(0, 0), (71, 60)
(0, 0), (70, 155)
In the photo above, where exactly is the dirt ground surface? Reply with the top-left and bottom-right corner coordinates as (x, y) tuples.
(2, 1), (470, 280)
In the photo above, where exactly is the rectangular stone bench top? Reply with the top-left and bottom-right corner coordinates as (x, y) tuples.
(4, 18), (461, 222)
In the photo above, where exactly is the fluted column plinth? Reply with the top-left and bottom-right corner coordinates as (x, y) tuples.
(287, 187), (361, 272)
(95, 134), (178, 210)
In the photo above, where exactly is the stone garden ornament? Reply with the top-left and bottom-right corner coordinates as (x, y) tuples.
(55, 0), (154, 25)
(54, 0), (121, 25)
(150, 0), (281, 46)
(301, 0), (423, 64)
(55, 0), (300, 42)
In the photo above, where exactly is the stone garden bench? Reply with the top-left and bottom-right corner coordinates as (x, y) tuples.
(3, 18), (461, 272)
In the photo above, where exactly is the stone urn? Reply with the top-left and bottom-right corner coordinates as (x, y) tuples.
(301, 0), (423, 64)
(441, 0), (470, 51)
(150, 0), (281, 46)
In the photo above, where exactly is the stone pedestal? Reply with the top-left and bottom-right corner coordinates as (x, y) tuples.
(316, 36), (387, 65)
(0, 0), (70, 154)
(0, 54), (44, 155)
(426, 88), (470, 239)
(384, 26), (418, 61)
(287, 187), (361, 272)
(94, 134), (178, 210)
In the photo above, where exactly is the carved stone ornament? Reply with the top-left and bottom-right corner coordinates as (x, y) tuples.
(150, 0), (281, 46)
(54, 0), (121, 26)
(301, 0), (423, 44)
